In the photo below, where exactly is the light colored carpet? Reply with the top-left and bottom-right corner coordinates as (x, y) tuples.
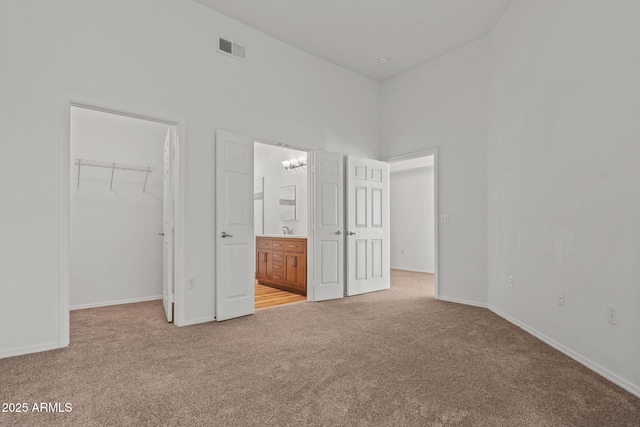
(1, 270), (638, 426)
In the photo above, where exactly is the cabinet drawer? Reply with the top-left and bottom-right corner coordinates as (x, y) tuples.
(275, 239), (306, 254)
(270, 273), (284, 283)
(256, 238), (273, 250)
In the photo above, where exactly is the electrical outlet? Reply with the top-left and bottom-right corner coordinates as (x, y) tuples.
(508, 275), (514, 288)
(440, 214), (450, 223)
(557, 290), (565, 306)
(608, 305), (618, 325)
(188, 278), (196, 289)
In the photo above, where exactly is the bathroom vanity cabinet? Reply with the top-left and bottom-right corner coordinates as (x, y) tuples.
(256, 236), (307, 295)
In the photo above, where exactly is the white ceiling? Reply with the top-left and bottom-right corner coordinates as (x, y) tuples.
(194, 0), (513, 82)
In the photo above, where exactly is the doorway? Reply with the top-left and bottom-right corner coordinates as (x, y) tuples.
(388, 151), (438, 298)
(69, 107), (172, 311)
(214, 130), (392, 321)
(58, 94), (186, 348)
(253, 142), (309, 309)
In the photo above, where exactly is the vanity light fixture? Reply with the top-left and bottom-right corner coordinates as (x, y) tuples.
(281, 156), (307, 173)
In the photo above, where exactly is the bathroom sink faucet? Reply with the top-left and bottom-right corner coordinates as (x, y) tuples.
(281, 226), (292, 235)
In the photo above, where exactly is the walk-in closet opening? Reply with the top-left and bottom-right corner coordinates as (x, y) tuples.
(69, 106), (175, 320)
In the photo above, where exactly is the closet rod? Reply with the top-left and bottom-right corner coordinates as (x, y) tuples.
(74, 158), (157, 192)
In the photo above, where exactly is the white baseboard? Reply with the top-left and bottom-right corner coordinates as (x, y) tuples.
(488, 305), (640, 398)
(438, 295), (488, 309)
(70, 295), (163, 310)
(184, 315), (216, 326)
(391, 267), (435, 274)
(0, 342), (61, 360)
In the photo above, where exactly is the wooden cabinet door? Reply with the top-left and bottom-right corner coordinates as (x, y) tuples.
(295, 254), (307, 292)
(284, 253), (307, 291)
(256, 250), (269, 280)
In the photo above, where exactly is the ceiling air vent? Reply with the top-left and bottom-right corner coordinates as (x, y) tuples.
(218, 37), (246, 61)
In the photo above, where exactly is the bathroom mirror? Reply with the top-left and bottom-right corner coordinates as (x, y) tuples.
(279, 185), (296, 220)
(254, 175), (264, 234)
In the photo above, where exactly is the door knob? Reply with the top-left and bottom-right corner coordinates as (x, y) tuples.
(220, 231), (233, 238)
(158, 232), (165, 236)
(347, 231), (357, 236)
(335, 230), (342, 235)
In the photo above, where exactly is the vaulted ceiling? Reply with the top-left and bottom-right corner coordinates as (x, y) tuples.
(194, 0), (513, 81)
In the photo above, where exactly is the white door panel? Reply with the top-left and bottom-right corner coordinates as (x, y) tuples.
(346, 156), (390, 296)
(311, 151), (344, 301)
(355, 239), (367, 279)
(215, 130), (255, 321)
(162, 127), (176, 322)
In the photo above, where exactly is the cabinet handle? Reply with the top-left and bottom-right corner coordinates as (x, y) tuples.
(289, 245), (296, 248)
(273, 276), (280, 279)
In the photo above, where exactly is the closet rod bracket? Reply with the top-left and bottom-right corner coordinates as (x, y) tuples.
(73, 158), (157, 192)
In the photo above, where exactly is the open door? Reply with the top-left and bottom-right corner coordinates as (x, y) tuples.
(310, 151), (345, 301)
(162, 127), (176, 322)
(215, 130), (255, 321)
(345, 155), (390, 296)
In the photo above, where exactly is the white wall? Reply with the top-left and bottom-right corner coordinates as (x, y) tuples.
(381, 39), (490, 305)
(488, 0), (640, 394)
(0, 0), (379, 357)
(70, 107), (168, 309)
(390, 166), (435, 273)
(254, 143), (307, 236)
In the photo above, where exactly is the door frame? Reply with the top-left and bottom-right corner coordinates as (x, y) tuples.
(58, 93), (187, 348)
(385, 148), (440, 299)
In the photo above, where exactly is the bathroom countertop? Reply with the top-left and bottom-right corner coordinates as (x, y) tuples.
(257, 234), (307, 239)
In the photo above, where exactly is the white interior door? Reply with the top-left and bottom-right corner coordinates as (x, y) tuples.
(311, 150), (345, 301)
(345, 155), (390, 296)
(162, 127), (176, 322)
(215, 130), (255, 321)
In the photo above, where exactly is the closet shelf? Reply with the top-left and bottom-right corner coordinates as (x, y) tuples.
(74, 158), (157, 192)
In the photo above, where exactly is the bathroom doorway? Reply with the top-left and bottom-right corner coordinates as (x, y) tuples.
(253, 142), (309, 309)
